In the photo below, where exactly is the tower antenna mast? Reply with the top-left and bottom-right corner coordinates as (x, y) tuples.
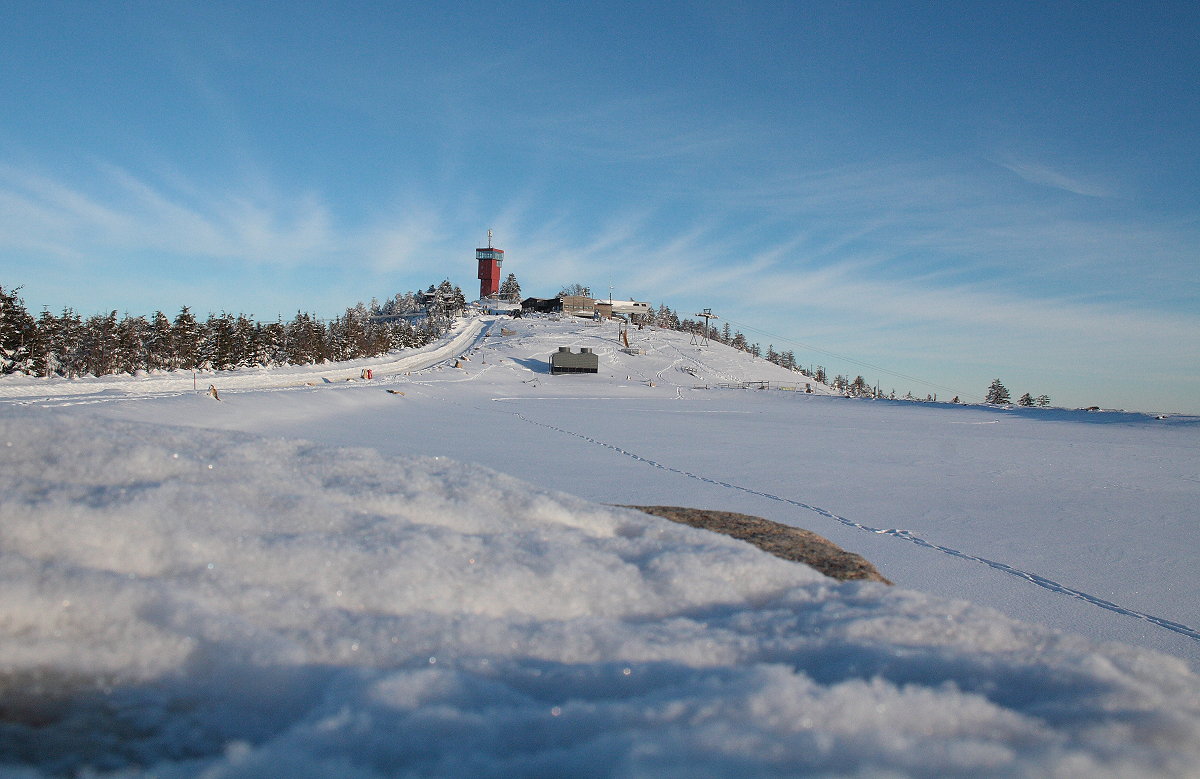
(476, 229), (504, 300)
(692, 308), (718, 346)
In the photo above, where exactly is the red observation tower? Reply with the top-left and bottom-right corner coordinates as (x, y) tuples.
(476, 229), (504, 300)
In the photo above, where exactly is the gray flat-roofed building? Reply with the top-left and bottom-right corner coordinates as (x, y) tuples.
(550, 346), (599, 374)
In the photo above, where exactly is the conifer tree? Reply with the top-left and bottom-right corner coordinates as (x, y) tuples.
(0, 285), (38, 375)
(146, 311), (174, 370)
(985, 379), (1011, 405)
(114, 314), (148, 374)
(498, 273), (522, 303)
(557, 283), (591, 298)
(172, 307), (200, 370)
(79, 311), (119, 376)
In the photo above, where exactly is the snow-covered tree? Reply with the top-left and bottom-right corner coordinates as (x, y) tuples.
(985, 379), (1011, 405)
(255, 319), (287, 366)
(172, 307), (201, 370)
(199, 313), (236, 371)
(557, 283), (591, 298)
(145, 311), (174, 370)
(114, 313), (148, 374)
(0, 285), (38, 375)
(499, 273), (522, 303)
(78, 311), (119, 376)
(286, 312), (326, 365)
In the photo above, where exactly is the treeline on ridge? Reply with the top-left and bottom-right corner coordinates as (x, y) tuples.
(0, 282), (467, 378)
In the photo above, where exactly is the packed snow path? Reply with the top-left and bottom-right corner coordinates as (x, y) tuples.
(0, 316), (491, 407)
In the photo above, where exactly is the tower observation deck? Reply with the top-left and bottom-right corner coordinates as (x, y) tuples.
(477, 229), (504, 299)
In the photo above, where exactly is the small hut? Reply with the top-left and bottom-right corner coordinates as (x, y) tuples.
(549, 347), (599, 375)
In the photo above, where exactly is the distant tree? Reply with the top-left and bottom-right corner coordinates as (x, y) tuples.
(199, 313), (236, 371)
(379, 291), (421, 317)
(286, 311), (326, 365)
(985, 379), (1011, 405)
(114, 313), (149, 374)
(79, 311), (119, 376)
(654, 303), (680, 329)
(41, 308), (84, 377)
(256, 319), (287, 366)
(557, 283), (591, 298)
(0, 285), (38, 375)
(1018, 392), (1035, 407)
(425, 280), (466, 321)
(172, 307), (201, 370)
(499, 273), (522, 302)
(145, 311), (174, 370)
(450, 284), (467, 314)
(32, 308), (60, 376)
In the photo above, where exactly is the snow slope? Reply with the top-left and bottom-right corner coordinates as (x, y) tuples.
(3, 314), (1200, 776)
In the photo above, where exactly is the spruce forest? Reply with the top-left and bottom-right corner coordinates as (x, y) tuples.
(0, 282), (467, 378)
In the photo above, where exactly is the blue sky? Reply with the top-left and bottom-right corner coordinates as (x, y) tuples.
(2, 1), (1198, 412)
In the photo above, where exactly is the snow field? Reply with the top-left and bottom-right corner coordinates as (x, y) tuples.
(4, 410), (1200, 776)
(3, 315), (1200, 775)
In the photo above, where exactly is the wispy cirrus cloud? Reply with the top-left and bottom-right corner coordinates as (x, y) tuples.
(0, 162), (337, 265)
(993, 156), (1112, 198)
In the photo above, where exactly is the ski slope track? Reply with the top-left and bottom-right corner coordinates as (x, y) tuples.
(0, 317), (490, 407)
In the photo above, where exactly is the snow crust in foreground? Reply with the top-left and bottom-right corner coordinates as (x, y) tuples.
(3, 411), (1200, 777)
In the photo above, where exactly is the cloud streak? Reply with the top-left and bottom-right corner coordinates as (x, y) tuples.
(0, 162), (338, 266)
(994, 157), (1112, 198)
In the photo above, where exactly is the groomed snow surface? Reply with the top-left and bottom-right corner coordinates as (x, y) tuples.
(3, 316), (1200, 777)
